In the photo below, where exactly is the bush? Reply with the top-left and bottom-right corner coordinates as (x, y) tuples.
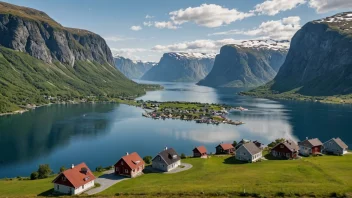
(59, 166), (66, 173)
(143, 156), (153, 164)
(96, 166), (104, 172)
(181, 153), (186, 159)
(30, 171), (39, 180)
(37, 164), (52, 179)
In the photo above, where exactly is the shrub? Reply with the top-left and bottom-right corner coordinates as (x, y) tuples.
(181, 153), (186, 159)
(30, 171), (39, 180)
(96, 166), (104, 172)
(59, 166), (66, 173)
(143, 156), (153, 164)
(37, 164), (52, 179)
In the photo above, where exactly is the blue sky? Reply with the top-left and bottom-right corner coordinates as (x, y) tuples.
(3, 0), (352, 61)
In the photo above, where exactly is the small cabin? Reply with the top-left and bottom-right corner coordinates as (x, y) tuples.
(193, 146), (207, 158)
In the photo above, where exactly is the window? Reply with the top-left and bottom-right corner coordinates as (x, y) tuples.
(82, 185), (85, 189)
(280, 145), (284, 148)
(125, 169), (128, 173)
(116, 167), (119, 172)
(159, 156), (161, 161)
(62, 176), (66, 181)
(121, 161), (124, 165)
(57, 185), (59, 190)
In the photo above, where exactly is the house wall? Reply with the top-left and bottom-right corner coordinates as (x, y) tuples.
(152, 156), (181, 172)
(54, 183), (75, 195)
(73, 180), (95, 195)
(299, 145), (312, 156)
(115, 159), (132, 177)
(193, 150), (207, 158)
(216, 146), (234, 154)
(323, 140), (346, 155)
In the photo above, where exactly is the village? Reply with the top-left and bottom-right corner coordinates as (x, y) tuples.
(117, 98), (247, 125)
(50, 136), (349, 196)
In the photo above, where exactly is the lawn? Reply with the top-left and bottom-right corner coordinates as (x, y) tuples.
(0, 156), (351, 197)
(99, 155), (352, 197)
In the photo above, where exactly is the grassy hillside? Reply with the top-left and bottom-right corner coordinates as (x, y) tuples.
(2, 155), (350, 197)
(0, 47), (147, 113)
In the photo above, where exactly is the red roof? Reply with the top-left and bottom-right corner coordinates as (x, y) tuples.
(116, 152), (145, 170)
(219, 143), (234, 150)
(52, 162), (96, 188)
(194, 146), (207, 153)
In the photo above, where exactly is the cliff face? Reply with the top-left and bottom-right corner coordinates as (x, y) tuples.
(141, 52), (215, 82)
(197, 40), (287, 88)
(114, 56), (156, 79)
(270, 12), (352, 96)
(0, 13), (113, 66)
(0, 2), (145, 113)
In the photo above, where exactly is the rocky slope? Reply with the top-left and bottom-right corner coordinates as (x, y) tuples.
(141, 52), (215, 82)
(197, 40), (288, 88)
(0, 2), (147, 113)
(245, 12), (352, 102)
(114, 56), (156, 79)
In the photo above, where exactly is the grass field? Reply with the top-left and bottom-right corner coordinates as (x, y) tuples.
(0, 155), (351, 197)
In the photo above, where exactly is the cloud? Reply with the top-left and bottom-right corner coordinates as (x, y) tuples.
(308, 0), (352, 13)
(104, 36), (135, 42)
(209, 16), (301, 40)
(154, 21), (179, 29)
(151, 38), (247, 53)
(143, 21), (153, 27)
(130, 25), (142, 31)
(252, 0), (306, 16)
(145, 14), (154, 19)
(169, 4), (254, 28)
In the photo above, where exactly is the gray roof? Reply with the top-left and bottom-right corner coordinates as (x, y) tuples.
(242, 142), (261, 155)
(282, 140), (299, 151)
(299, 138), (323, 147)
(153, 148), (180, 165)
(332, 138), (348, 149)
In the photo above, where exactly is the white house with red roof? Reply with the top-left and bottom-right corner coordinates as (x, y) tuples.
(52, 162), (96, 195)
(114, 152), (145, 178)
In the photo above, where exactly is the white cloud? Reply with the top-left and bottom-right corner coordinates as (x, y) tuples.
(169, 4), (254, 28)
(145, 14), (155, 19)
(143, 21), (153, 27)
(308, 0), (352, 13)
(152, 38), (247, 53)
(130, 25), (142, 31)
(209, 16), (301, 40)
(110, 48), (148, 60)
(154, 21), (179, 29)
(252, 0), (306, 16)
(104, 36), (134, 42)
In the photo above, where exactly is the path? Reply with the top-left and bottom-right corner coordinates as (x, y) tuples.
(145, 163), (192, 174)
(86, 170), (129, 195)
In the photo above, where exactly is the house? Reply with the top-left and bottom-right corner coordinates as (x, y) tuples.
(271, 140), (299, 159)
(298, 138), (323, 156)
(253, 140), (265, 150)
(114, 152), (145, 178)
(235, 142), (262, 163)
(152, 147), (181, 172)
(216, 143), (235, 154)
(193, 146), (207, 158)
(323, 137), (349, 155)
(52, 163), (96, 195)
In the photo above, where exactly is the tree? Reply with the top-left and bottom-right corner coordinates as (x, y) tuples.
(233, 141), (237, 148)
(180, 153), (186, 159)
(268, 138), (286, 148)
(59, 166), (66, 173)
(37, 164), (52, 179)
(143, 156), (153, 164)
(30, 171), (38, 180)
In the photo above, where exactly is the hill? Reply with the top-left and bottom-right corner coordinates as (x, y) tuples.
(243, 13), (352, 103)
(114, 56), (156, 79)
(141, 52), (215, 82)
(197, 40), (288, 88)
(0, 2), (148, 114)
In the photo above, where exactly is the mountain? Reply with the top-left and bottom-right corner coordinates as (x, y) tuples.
(0, 2), (148, 113)
(114, 56), (156, 79)
(197, 40), (288, 88)
(141, 52), (215, 82)
(244, 12), (352, 103)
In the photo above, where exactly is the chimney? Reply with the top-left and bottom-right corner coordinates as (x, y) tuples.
(126, 152), (129, 156)
(71, 164), (75, 169)
(165, 146), (168, 151)
(306, 137), (308, 140)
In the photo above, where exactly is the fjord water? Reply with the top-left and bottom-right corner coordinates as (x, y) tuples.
(0, 81), (351, 178)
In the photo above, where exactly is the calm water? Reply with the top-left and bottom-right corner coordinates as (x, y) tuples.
(0, 81), (351, 178)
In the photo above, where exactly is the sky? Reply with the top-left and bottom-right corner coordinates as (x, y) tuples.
(3, 0), (352, 62)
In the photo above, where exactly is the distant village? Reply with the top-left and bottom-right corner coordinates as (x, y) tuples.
(52, 136), (348, 195)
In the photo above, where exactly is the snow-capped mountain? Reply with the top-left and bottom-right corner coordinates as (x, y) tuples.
(114, 56), (157, 79)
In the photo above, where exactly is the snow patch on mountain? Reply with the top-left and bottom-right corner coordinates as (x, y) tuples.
(232, 39), (290, 51)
